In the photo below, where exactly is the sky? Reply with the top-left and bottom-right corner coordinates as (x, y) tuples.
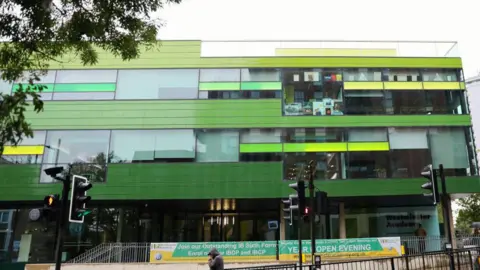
(156, 0), (480, 78)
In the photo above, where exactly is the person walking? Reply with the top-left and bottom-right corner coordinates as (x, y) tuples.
(415, 223), (428, 253)
(208, 248), (224, 270)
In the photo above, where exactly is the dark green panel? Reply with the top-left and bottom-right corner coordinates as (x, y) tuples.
(53, 83), (116, 92)
(0, 165), (59, 201)
(98, 162), (284, 199)
(281, 176), (480, 197)
(24, 100), (472, 129)
(1, 164), (478, 201)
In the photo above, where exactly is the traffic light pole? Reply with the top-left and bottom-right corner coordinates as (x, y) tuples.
(439, 164), (454, 243)
(297, 208), (302, 268)
(55, 173), (71, 270)
(309, 175), (315, 264)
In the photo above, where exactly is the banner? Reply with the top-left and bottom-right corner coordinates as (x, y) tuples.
(149, 241), (277, 263)
(279, 237), (401, 261)
(149, 237), (401, 263)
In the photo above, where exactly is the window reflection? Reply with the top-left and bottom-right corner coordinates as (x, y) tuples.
(425, 91), (467, 114)
(241, 68), (281, 81)
(429, 127), (470, 176)
(383, 69), (421, 82)
(284, 152), (345, 180)
(0, 155), (42, 164)
(422, 69), (459, 82)
(344, 69), (382, 81)
(386, 91), (426, 114)
(347, 152), (390, 179)
(283, 69), (344, 116)
(344, 91), (386, 115)
(43, 130), (110, 164)
(240, 153), (282, 162)
(283, 128), (344, 142)
(202, 90), (281, 99)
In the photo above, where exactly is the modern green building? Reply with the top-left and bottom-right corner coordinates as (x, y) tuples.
(0, 40), (478, 262)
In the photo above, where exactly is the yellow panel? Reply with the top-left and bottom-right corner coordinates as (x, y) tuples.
(3, 145), (45, 155)
(460, 82), (465, 89)
(383, 82), (423, 90)
(275, 48), (397, 57)
(344, 82), (384, 90)
(422, 82), (461, 90)
(347, 142), (390, 152)
(283, 142), (348, 152)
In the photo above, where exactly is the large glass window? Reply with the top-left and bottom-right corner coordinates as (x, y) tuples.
(199, 90), (281, 99)
(241, 68), (281, 81)
(15, 70), (57, 84)
(196, 130), (239, 162)
(43, 130), (110, 164)
(200, 69), (240, 82)
(283, 69), (344, 116)
(116, 69), (199, 99)
(13, 71), (56, 100)
(55, 70), (118, 83)
(388, 128), (431, 178)
(347, 152), (390, 179)
(382, 69), (421, 82)
(425, 91), (467, 114)
(344, 69), (382, 81)
(240, 129), (282, 143)
(284, 152), (346, 180)
(109, 130), (196, 163)
(385, 91), (426, 114)
(429, 127), (470, 176)
(283, 128), (344, 142)
(344, 91), (386, 115)
(348, 128), (387, 142)
(41, 130), (109, 182)
(1, 131), (46, 164)
(422, 69), (459, 82)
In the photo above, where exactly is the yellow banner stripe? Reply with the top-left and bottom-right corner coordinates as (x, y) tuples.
(3, 145), (45, 155)
(423, 81), (462, 90)
(384, 82), (423, 90)
(347, 142), (390, 151)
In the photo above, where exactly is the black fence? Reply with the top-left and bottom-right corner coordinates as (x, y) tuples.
(226, 247), (480, 270)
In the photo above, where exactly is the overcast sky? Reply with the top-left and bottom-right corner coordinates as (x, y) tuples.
(156, 0), (479, 78)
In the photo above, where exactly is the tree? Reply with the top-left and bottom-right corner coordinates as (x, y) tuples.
(455, 194), (480, 234)
(0, 0), (181, 153)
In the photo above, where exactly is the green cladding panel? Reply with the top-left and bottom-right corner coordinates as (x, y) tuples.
(87, 163), (284, 200)
(25, 100), (471, 129)
(0, 164), (478, 201)
(46, 41), (462, 69)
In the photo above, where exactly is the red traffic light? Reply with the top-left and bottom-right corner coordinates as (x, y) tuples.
(304, 207), (310, 215)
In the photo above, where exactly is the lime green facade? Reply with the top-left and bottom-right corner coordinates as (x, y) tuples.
(0, 40), (478, 202)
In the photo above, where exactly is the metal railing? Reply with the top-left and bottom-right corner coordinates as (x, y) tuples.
(67, 236), (480, 264)
(226, 247), (480, 270)
(68, 243), (150, 264)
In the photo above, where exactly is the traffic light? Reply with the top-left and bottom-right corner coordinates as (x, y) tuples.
(44, 194), (59, 208)
(302, 206), (311, 222)
(282, 198), (293, 226)
(289, 181), (306, 214)
(285, 166), (299, 181)
(421, 164), (439, 205)
(69, 175), (92, 223)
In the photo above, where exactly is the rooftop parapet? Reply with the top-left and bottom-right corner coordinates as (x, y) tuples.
(200, 40), (459, 58)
